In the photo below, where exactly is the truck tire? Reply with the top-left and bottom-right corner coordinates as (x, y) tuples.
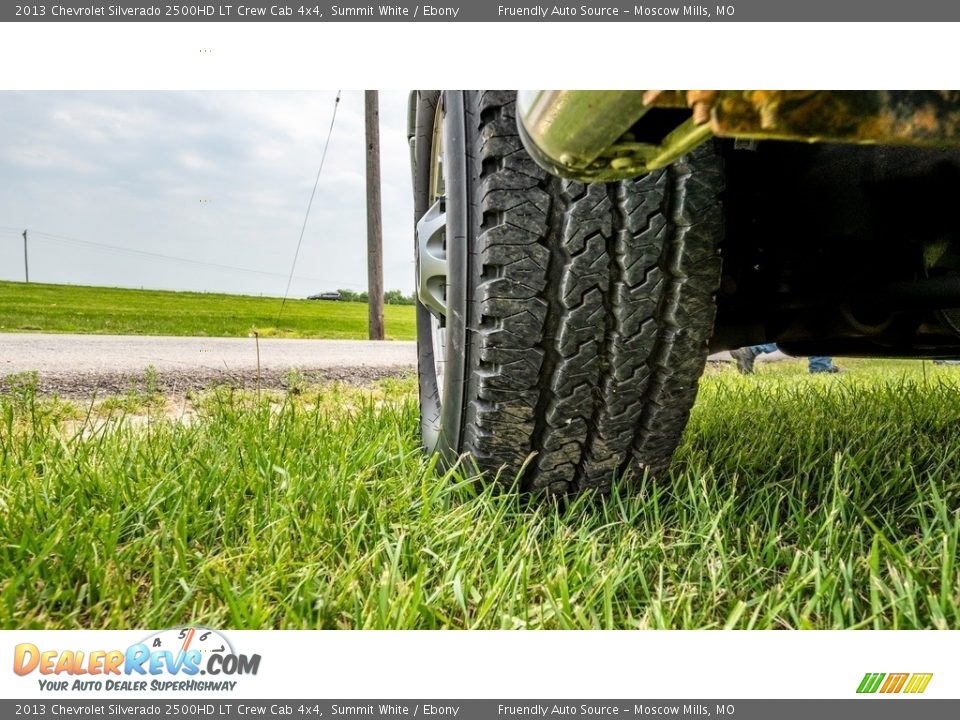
(414, 90), (724, 493)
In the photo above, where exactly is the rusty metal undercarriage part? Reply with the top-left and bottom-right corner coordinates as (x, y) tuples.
(517, 90), (960, 182)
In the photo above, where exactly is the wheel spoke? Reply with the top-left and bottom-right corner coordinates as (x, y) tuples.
(416, 197), (448, 318)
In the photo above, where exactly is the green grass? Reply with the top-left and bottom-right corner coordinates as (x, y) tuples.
(2, 359), (960, 629)
(0, 280), (416, 340)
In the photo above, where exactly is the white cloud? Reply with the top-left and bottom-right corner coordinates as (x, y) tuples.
(0, 90), (415, 296)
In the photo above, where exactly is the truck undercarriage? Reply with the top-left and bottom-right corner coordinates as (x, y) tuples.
(716, 140), (960, 358)
(409, 90), (960, 492)
(515, 90), (960, 359)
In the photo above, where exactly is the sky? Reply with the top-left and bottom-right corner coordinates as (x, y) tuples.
(0, 91), (415, 297)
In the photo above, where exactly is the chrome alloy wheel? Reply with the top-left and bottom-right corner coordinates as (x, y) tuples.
(416, 98), (449, 403)
(413, 90), (470, 461)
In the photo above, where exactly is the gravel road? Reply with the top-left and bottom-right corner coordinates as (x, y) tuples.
(0, 333), (788, 396)
(0, 333), (417, 395)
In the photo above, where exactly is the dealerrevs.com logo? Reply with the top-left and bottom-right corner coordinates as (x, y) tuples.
(13, 627), (260, 693)
(857, 672), (933, 694)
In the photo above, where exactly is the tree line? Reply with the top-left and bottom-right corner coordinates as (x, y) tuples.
(337, 288), (416, 305)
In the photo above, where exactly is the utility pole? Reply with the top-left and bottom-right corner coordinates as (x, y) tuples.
(22, 229), (29, 283)
(364, 90), (385, 341)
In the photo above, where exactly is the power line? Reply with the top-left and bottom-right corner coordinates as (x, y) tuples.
(1, 227), (367, 289)
(278, 90), (342, 321)
(30, 230), (329, 284)
(2, 91), (354, 297)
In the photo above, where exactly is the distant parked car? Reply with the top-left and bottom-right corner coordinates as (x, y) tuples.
(307, 291), (342, 301)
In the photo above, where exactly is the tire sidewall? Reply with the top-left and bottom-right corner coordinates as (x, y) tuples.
(414, 91), (471, 460)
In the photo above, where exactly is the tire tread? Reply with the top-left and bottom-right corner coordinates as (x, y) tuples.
(456, 91), (724, 491)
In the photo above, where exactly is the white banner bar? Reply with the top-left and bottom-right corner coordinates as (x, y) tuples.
(3, 630), (955, 699)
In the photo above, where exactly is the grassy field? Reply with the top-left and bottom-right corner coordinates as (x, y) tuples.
(2, 359), (960, 629)
(0, 280), (416, 340)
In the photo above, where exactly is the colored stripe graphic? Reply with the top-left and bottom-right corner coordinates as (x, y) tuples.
(904, 673), (934, 694)
(857, 673), (885, 693)
(880, 673), (909, 693)
(857, 672), (932, 694)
